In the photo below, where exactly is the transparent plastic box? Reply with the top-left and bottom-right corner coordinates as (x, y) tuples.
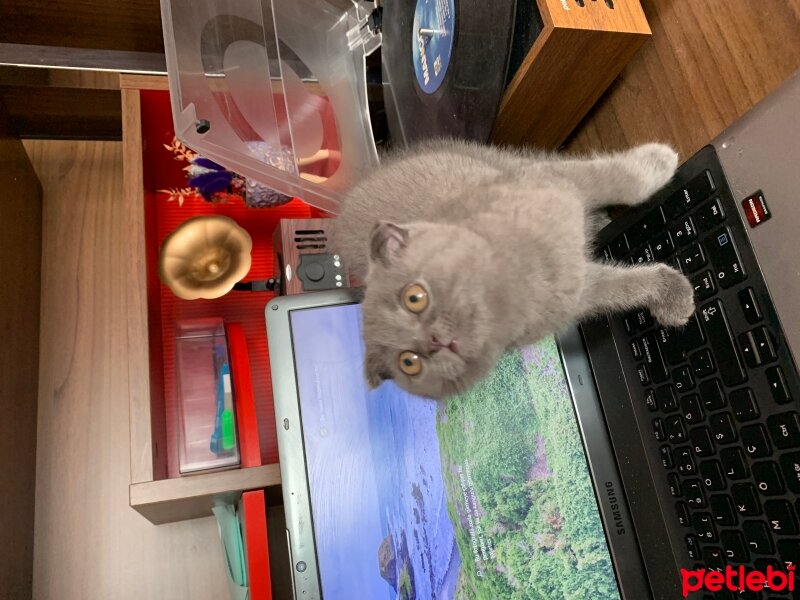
(174, 318), (241, 474)
(161, 0), (382, 214)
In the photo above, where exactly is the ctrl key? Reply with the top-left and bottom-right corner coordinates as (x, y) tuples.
(653, 418), (666, 442)
(767, 411), (800, 449)
(686, 534), (701, 561)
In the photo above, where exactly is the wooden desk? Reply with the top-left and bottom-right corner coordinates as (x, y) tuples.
(566, 0), (800, 160)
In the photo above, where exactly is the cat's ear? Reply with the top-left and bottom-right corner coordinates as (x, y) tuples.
(369, 221), (409, 268)
(365, 346), (393, 389)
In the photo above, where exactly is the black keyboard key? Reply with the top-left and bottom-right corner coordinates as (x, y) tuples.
(676, 446), (697, 475)
(765, 500), (799, 536)
(730, 388), (760, 422)
(673, 365), (695, 393)
(741, 424), (772, 458)
(668, 472), (683, 497)
(700, 460), (726, 491)
(693, 512), (719, 542)
(642, 332), (668, 383)
(644, 388), (658, 412)
(752, 461), (785, 496)
(657, 317), (705, 367)
(738, 331), (762, 368)
(611, 233), (630, 258)
(601, 246), (614, 261)
(710, 412), (738, 444)
(653, 418), (665, 441)
(637, 363), (650, 385)
(690, 427), (715, 457)
(721, 530), (750, 563)
(720, 447), (749, 479)
(686, 534), (701, 561)
(650, 230), (674, 259)
(691, 270), (717, 301)
(628, 207), (666, 247)
(777, 539), (800, 569)
(731, 483), (762, 516)
(738, 287), (762, 324)
(670, 217), (698, 247)
(679, 243), (707, 273)
(702, 546), (726, 571)
(682, 315), (705, 349)
(752, 327), (778, 363)
(699, 378), (727, 411)
(686, 479), (706, 507)
(780, 452), (800, 493)
(707, 227), (746, 288)
(743, 521), (775, 555)
(632, 244), (655, 265)
(656, 385), (678, 413)
(668, 255), (683, 273)
(667, 170), (716, 214)
(768, 412), (800, 449)
(660, 445), (674, 469)
(630, 338), (643, 361)
(676, 501), (691, 527)
(711, 495), (738, 526)
(664, 194), (685, 221)
(689, 349), (715, 378)
(766, 367), (792, 405)
(634, 309), (653, 330)
(681, 394), (704, 424)
(657, 327), (684, 365)
(696, 196), (726, 232)
(754, 557), (784, 574)
(685, 170), (716, 207)
(622, 313), (635, 334)
(700, 300), (747, 386)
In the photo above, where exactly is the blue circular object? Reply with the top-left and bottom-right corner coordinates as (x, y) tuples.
(411, 0), (456, 94)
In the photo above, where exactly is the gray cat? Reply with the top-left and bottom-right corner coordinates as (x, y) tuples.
(333, 140), (695, 400)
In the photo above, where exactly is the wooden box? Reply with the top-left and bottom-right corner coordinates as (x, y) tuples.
(122, 74), (287, 524)
(492, 0), (650, 149)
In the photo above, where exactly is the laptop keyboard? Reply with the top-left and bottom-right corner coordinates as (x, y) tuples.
(599, 146), (800, 596)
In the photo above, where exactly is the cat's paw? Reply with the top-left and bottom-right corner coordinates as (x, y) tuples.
(650, 265), (695, 328)
(628, 143), (679, 199)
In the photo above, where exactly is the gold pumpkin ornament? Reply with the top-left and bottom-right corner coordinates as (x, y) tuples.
(158, 216), (253, 300)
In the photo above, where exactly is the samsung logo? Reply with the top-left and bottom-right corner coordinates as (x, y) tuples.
(605, 481), (626, 535)
(748, 198), (761, 223)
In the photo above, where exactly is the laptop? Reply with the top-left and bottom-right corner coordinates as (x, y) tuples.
(266, 70), (800, 599)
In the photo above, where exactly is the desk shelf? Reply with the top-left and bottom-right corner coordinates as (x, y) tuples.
(121, 74), (309, 524)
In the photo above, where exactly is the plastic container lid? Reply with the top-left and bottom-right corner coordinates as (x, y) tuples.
(161, 0), (382, 214)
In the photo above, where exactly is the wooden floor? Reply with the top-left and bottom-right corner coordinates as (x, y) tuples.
(566, 0), (800, 158)
(25, 139), (228, 600)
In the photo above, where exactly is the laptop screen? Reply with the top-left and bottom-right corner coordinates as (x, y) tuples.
(289, 302), (621, 599)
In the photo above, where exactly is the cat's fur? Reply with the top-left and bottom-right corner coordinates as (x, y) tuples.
(333, 140), (695, 399)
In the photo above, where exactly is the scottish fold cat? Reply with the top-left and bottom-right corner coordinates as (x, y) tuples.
(333, 140), (694, 399)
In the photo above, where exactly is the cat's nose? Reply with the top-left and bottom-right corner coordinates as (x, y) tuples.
(430, 335), (459, 355)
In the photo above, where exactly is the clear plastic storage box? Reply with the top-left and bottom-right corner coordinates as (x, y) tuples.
(174, 318), (240, 474)
(160, 0), (382, 214)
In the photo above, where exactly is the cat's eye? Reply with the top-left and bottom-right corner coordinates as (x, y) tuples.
(401, 283), (429, 313)
(398, 351), (422, 376)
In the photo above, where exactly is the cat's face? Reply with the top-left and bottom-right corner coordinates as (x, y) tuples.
(361, 221), (502, 399)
